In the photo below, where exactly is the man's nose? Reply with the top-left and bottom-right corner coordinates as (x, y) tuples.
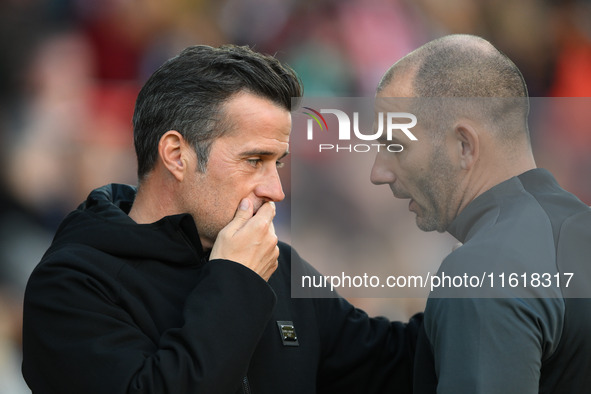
(256, 167), (285, 202)
(370, 153), (396, 185)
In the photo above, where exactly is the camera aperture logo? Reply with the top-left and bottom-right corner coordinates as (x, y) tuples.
(303, 107), (418, 153)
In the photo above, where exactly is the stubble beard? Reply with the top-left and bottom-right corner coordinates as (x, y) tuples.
(414, 147), (457, 233)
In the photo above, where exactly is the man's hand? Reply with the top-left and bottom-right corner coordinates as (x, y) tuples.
(209, 199), (279, 281)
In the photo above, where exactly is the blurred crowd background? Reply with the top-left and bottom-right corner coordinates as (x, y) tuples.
(1, 0), (590, 392)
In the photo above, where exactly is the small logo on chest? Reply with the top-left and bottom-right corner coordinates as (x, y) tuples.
(277, 321), (299, 346)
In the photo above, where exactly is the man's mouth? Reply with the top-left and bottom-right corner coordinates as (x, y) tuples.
(390, 185), (411, 200)
(388, 186), (416, 212)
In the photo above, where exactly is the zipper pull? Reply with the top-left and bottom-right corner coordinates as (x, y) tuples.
(242, 376), (252, 394)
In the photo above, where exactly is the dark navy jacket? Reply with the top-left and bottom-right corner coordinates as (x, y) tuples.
(414, 169), (591, 393)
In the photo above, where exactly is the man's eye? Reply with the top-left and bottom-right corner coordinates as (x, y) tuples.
(247, 158), (262, 167)
(276, 161), (285, 169)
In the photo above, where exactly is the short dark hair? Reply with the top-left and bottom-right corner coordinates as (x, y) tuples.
(133, 45), (303, 180)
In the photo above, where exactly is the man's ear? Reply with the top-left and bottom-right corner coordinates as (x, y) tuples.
(158, 130), (186, 182)
(453, 120), (479, 171)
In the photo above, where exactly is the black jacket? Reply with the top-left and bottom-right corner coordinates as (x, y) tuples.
(23, 184), (422, 394)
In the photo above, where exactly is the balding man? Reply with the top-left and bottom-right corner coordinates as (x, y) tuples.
(372, 34), (591, 393)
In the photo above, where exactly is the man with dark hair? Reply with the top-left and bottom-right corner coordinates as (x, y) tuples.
(372, 34), (591, 393)
(22, 45), (421, 394)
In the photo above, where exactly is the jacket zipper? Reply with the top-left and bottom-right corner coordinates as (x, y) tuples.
(242, 376), (252, 394)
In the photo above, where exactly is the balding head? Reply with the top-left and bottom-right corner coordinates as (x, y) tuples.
(378, 34), (530, 146)
(379, 34), (528, 97)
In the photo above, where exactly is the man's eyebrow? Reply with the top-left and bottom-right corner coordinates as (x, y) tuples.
(240, 149), (290, 159)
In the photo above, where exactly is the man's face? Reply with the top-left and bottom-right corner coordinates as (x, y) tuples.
(371, 80), (460, 233)
(182, 92), (291, 249)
